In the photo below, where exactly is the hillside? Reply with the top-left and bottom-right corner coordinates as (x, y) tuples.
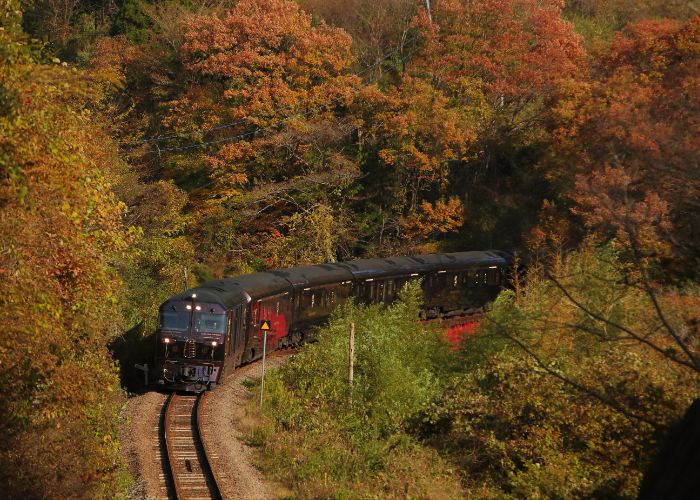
(1, 0), (698, 496)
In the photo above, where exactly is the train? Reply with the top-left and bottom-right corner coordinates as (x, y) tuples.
(155, 251), (512, 392)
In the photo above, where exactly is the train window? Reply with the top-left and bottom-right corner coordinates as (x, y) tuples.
(461, 271), (469, 285)
(311, 292), (315, 308)
(276, 301), (280, 314)
(362, 282), (373, 302)
(487, 268), (499, 285)
(453, 274), (459, 287)
(432, 273), (446, 288)
(161, 310), (189, 332)
(300, 289), (311, 310)
(193, 312), (226, 334)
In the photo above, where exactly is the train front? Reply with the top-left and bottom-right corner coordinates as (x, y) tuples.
(155, 290), (228, 392)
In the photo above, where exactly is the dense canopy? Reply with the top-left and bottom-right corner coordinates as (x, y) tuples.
(2, 0), (698, 496)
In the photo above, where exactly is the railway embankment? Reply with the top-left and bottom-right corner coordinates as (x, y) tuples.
(120, 352), (292, 499)
(241, 283), (465, 498)
(242, 252), (699, 498)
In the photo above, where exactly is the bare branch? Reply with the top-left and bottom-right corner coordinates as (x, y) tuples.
(544, 270), (700, 374)
(524, 313), (698, 372)
(486, 317), (664, 429)
(625, 226), (700, 371)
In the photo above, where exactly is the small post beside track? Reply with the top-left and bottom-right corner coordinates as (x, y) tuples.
(348, 322), (355, 404)
(260, 319), (272, 407)
(134, 363), (149, 386)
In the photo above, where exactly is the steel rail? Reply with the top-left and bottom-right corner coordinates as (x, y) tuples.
(164, 392), (222, 499)
(196, 393), (226, 497)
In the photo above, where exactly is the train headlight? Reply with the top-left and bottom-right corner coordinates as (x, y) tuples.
(211, 341), (218, 347)
(163, 338), (171, 344)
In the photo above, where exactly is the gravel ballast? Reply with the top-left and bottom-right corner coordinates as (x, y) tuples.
(120, 352), (292, 499)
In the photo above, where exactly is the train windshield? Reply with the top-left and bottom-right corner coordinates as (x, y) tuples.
(160, 310), (189, 332)
(193, 312), (227, 334)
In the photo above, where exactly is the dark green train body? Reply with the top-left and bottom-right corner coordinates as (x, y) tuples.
(155, 251), (512, 392)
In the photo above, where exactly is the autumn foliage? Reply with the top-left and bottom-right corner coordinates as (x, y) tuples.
(401, 197), (465, 241)
(415, 0), (585, 102)
(443, 244), (698, 496)
(0, 4), (130, 496)
(2, 0), (699, 497)
(172, 0), (357, 188)
(561, 17), (700, 270)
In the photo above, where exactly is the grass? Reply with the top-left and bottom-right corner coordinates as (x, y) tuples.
(239, 283), (465, 497)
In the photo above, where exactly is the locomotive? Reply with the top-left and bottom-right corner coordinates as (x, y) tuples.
(155, 251), (511, 392)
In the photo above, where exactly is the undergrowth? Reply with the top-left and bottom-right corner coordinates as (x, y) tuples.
(243, 248), (699, 498)
(243, 282), (464, 497)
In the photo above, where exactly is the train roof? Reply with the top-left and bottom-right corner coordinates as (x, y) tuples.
(272, 263), (353, 288)
(337, 257), (408, 279)
(163, 286), (246, 309)
(339, 251), (511, 279)
(202, 272), (291, 302)
(414, 251), (510, 269)
(160, 250), (512, 310)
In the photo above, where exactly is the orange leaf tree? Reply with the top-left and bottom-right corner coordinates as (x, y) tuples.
(357, 0), (586, 251)
(158, 0), (361, 269)
(562, 17), (700, 276)
(173, 0), (357, 185)
(0, 5), (130, 496)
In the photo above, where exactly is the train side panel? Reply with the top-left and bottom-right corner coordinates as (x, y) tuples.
(154, 251), (512, 391)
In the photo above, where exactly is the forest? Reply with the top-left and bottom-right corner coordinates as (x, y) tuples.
(0, 0), (698, 497)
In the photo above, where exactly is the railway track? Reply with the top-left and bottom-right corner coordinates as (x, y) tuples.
(424, 312), (483, 345)
(163, 392), (222, 499)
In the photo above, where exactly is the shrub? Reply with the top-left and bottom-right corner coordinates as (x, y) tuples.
(251, 282), (463, 496)
(427, 245), (698, 497)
